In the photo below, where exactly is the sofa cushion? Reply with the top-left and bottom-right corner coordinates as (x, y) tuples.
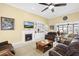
(63, 40), (71, 45)
(66, 48), (79, 56)
(53, 43), (68, 56)
(65, 41), (79, 56)
(74, 34), (79, 39)
(49, 50), (62, 56)
(0, 41), (8, 47)
(69, 41), (79, 51)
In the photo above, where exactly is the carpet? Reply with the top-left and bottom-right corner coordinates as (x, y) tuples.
(15, 40), (47, 56)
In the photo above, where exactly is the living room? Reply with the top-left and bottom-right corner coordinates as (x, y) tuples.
(0, 3), (79, 56)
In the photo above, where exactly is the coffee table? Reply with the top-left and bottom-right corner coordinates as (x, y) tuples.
(36, 40), (53, 53)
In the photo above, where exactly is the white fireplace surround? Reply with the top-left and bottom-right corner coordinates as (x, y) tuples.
(22, 29), (34, 42)
(22, 29), (46, 43)
(22, 20), (48, 43)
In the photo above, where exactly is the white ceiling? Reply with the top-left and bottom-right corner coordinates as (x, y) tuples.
(7, 3), (79, 20)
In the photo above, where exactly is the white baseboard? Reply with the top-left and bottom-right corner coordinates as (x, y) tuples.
(12, 41), (24, 49)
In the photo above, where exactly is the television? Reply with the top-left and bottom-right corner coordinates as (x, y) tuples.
(24, 21), (34, 28)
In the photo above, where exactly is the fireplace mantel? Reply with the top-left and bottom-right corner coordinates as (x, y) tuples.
(22, 30), (34, 42)
(22, 30), (46, 43)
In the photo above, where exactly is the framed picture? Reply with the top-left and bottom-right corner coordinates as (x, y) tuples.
(50, 25), (54, 30)
(1, 17), (14, 30)
(24, 21), (34, 28)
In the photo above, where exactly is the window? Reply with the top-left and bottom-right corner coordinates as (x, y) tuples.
(63, 25), (68, 34)
(74, 23), (79, 34)
(57, 23), (79, 34)
(68, 24), (74, 33)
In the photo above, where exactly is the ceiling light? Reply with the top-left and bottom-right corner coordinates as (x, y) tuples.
(49, 5), (54, 9)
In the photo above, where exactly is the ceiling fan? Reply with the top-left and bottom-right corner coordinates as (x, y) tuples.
(39, 3), (67, 12)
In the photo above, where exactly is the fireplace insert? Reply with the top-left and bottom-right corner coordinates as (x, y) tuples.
(25, 34), (32, 41)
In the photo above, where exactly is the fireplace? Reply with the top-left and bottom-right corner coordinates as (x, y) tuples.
(25, 34), (32, 41)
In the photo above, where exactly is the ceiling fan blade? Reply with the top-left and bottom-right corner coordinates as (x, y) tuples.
(39, 3), (49, 6)
(41, 7), (49, 12)
(51, 9), (54, 13)
(48, 3), (53, 6)
(54, 3), (67, 7)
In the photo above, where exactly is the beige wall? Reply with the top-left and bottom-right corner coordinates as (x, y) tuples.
(49, 12), (79, 31)
(49, 12), (79, 25)
(0, 4), (48, 43)
(0, 3), (79, 43)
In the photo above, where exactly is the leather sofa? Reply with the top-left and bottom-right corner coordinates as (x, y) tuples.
(45, 32), (57, 42)
(0, 41), (15, 56)
(49, 40), (79, 56)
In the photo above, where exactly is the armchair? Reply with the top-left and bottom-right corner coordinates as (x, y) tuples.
(0, 41), (15, 55)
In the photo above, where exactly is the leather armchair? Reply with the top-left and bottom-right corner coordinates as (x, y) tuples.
(0, 49), (14, 56)
(0, 41), (15, 55)
(45, 32), (57, 42)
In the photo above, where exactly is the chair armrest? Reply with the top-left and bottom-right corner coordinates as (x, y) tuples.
(49, 50), (62, 56)
(0, 49), (14, 56)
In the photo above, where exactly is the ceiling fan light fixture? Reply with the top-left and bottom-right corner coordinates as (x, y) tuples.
(49, 5), (54, 9)
(39, 3), (67, 13)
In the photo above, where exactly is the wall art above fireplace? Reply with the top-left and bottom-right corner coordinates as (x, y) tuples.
(24, 21), (34, 29)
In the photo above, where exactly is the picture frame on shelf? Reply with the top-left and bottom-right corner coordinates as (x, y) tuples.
(1, 17), (14, 30)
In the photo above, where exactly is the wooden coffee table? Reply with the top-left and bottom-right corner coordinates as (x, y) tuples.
(36, 40), (53, 53)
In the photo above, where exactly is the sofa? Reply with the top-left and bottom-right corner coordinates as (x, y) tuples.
(45, 32), (57, 42)
(0, 41), (15, 56)
(49, 37), (79, 56)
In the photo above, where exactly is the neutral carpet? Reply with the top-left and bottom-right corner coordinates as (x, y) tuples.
(14, 40), (58, 56)
(15, 40), (48, 56)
